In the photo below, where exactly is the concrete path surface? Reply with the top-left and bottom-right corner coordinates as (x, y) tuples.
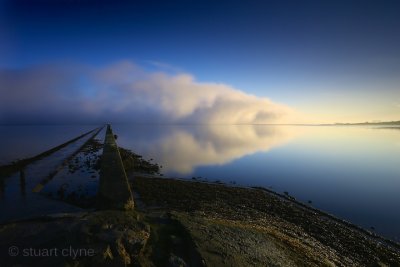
(98, 125), (134, 209)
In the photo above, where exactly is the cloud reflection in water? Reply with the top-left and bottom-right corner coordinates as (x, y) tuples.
(114, 124), (299, 174)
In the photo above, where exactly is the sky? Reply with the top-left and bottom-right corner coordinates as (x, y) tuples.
(0, 0), (399, 124)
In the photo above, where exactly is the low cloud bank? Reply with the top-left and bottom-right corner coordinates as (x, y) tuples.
(0, 61), (299, 124)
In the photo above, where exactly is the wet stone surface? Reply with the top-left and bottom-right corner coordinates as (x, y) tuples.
(0, 127), (102, 223)
(41, 136), (104, 208)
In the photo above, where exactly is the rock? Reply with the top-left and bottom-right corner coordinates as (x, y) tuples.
(103, 245), (114, 260)
(168, 253), (188, 267)
(0, 210), (151, 266)
(124, 199), (135, 211)
(170, 234), (183, 246)
(122, 229), (150, 256)
(116, 239), (131, 265)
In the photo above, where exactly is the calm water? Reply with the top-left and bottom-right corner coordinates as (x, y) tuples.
(0, 125), (96, 165)
(113, 124), (400, 242)
(0, 126), (103, 222)
(1, 124), (399, 241)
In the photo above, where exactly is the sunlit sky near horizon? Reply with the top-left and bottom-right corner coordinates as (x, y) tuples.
(1, 0), (399, 124)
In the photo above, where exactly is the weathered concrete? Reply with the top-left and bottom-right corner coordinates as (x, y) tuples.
(98, 125), (134, 210)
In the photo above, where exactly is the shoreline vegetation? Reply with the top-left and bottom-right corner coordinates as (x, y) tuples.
(0, 129), (400, 266)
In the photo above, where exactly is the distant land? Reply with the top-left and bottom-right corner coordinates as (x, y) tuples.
(333, 120), (400, 126)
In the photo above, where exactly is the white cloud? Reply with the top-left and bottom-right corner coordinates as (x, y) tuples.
(0, 60), (301, 124)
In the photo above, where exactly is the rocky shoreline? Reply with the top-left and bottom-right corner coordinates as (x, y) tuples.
(1, 146), (399, 266)
(130, 175), (400, 266)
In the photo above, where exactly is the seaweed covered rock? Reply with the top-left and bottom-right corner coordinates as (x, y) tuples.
(118, 147), (161, 175)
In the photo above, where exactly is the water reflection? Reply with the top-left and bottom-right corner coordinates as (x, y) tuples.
(1, 124), (399, 241)
(0, 125), (96, 165)
(19, 170), (26, 197)
(114, 124), (400, 241)
(0, 176), (4, 199)
(0, 127), (100, 223)
(114, 124), (299, 174)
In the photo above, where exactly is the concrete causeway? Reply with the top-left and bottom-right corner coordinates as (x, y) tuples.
(98, 125), (134, 209)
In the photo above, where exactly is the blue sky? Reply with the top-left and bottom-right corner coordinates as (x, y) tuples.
(1, 0), (400, 123)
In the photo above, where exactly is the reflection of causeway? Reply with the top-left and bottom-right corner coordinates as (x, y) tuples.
(130, 125), (299, 174)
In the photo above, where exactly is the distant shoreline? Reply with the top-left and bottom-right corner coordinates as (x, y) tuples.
(1, 120), (400, 127)
(332, 120), (400, 126)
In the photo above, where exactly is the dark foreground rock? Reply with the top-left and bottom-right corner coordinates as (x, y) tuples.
(1, 175), (399, 266)
(131, 175), (400, 267)
(0, 210), (150, 266)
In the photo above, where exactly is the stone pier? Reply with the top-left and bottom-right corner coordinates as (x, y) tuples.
(98, 125), (134, 210)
